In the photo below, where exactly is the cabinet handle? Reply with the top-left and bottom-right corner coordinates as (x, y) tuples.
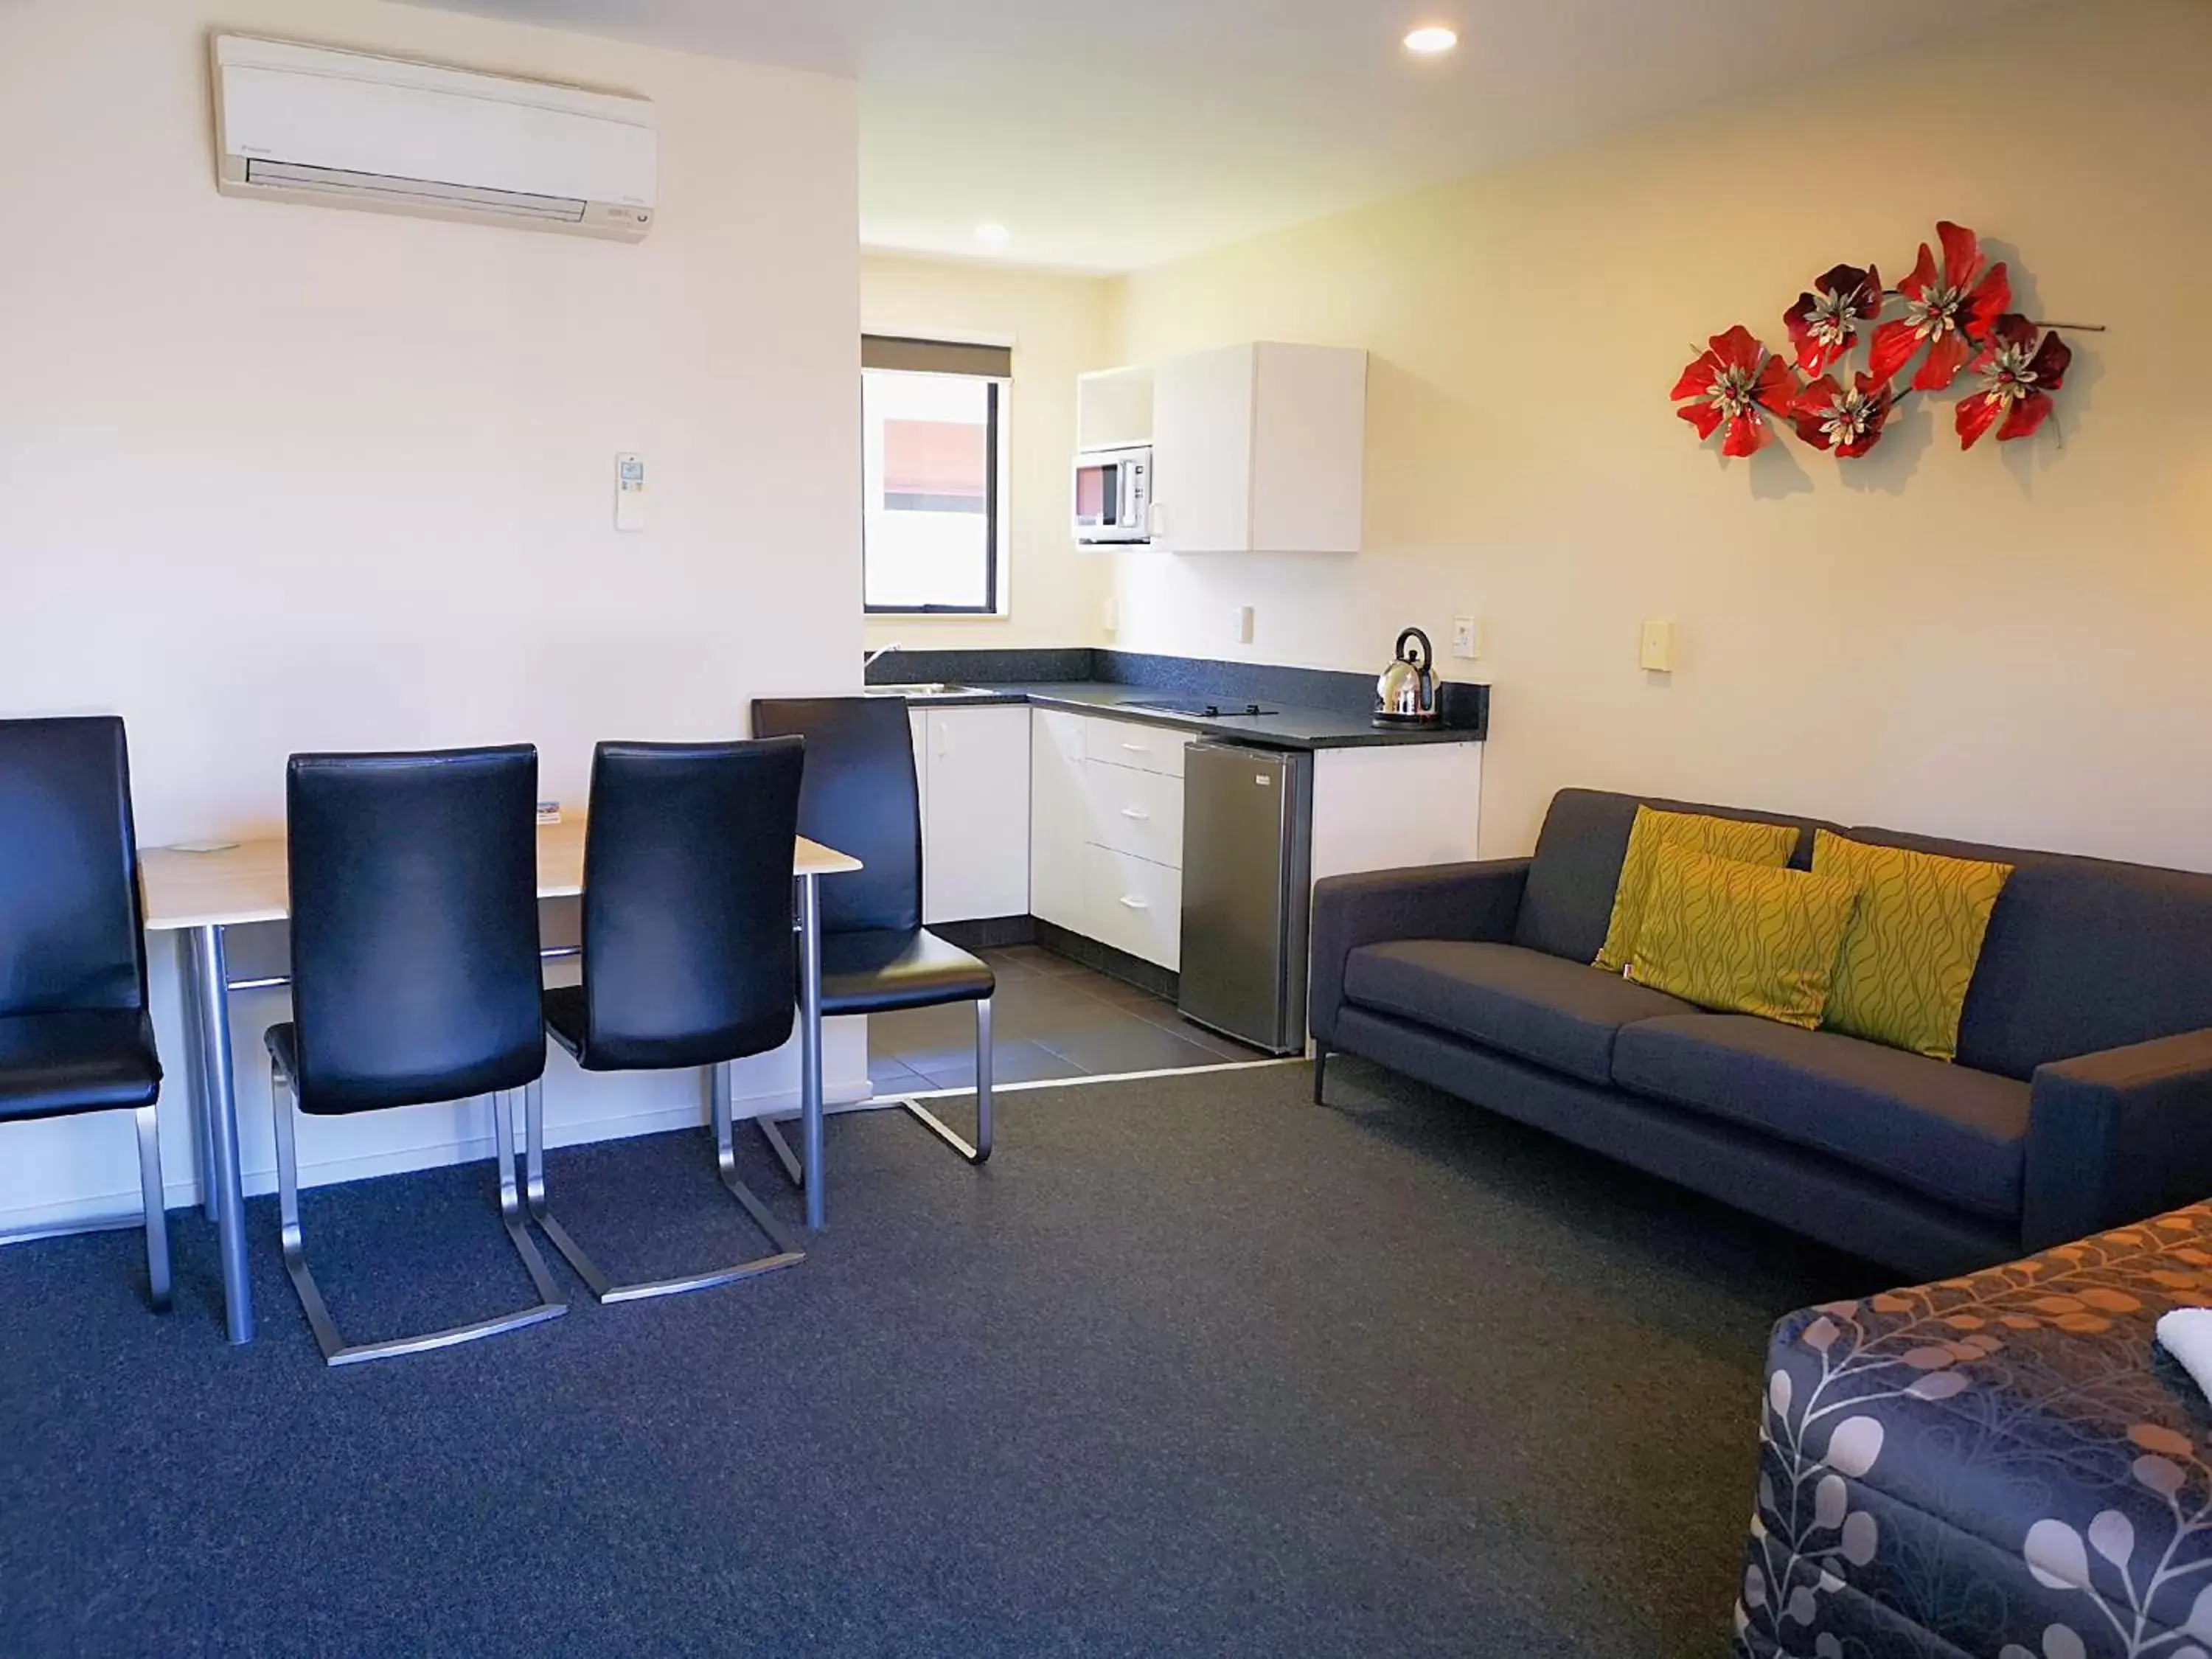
(1119, 740), (1149, 752)
(1119, 807), (1150, 821)
(1117, 895), (1148, 910)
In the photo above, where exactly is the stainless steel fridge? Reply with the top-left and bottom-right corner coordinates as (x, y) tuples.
(1178, 741), (1313, 1055)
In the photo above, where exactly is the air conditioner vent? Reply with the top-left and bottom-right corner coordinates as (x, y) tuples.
(244, 159), (589, 222)
(213, 35), (655, 241)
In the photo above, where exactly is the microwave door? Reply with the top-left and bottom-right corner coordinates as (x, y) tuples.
(1075, 462), (1116, 529)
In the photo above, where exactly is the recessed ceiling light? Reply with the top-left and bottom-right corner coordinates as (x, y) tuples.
(974, 222), (1011, 249)
(1402, 24), (1458, 55)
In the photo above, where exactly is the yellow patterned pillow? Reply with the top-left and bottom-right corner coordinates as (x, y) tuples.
(1627, 844), (1860, 1029)
(1812, 831), (2013, 1061)
(1593, 806), (1801, 973)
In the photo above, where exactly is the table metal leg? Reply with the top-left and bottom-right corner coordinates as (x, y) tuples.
(178, 933), (219, 1223)
(799, 872), (825, 1231)
(189, 923), (254, 1344)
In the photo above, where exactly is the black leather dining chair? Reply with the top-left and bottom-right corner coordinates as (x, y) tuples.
(266, 745), (566, 1366)
(0, 717), (169, 1312)
(528, 737), (807, 1302)
(750, 696), (995, 1172)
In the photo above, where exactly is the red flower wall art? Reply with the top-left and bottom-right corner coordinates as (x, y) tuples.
(1672, 326), (1798, 457)
(1956, 316), (2072, 448)
(1792, 373), (1893, 458)
(1785, 264), (1883, 378)
(1672, 220), (2100, 466)
(1869, 223), (2009, 390)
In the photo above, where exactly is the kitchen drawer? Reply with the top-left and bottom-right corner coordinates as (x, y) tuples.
(1085, 762), (1184, 869)
(1086, 844), (1181, 971)
(1082, 714), (1192, 778)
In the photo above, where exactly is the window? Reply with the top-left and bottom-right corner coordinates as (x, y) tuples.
(861, 335), (1012, 615)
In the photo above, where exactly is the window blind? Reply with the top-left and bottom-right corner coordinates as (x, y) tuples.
(860, 335), (1012, 378)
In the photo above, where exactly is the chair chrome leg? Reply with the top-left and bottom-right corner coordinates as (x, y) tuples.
(525, 1069), (802, 1305)
(754, 1114), (805, 1189)
(897, 995), (992, 1166)
(133, 1103), (171, 1314)
(274, 1072), (567, 1368)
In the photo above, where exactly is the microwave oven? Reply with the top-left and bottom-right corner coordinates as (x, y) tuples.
(1073, 445), (1152, 544)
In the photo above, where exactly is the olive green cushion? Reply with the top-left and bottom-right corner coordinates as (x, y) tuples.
(1627, 845), (1860, 1030)
(1593, 806), (1801, 973)
(1812, 830), (2014, 1061)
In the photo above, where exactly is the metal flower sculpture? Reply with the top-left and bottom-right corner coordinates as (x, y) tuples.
(1868, 221), (2011, 390)
(1785, 263), (1883, 378)
(1675, 220), (2099, 465)
(1956, 314), (2073, 449)
(1672, 326), (1799, 457)
(1792, 372), (1894, 458)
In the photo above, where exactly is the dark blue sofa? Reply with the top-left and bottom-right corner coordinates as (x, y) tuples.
(1309, 788), (2212, 1279)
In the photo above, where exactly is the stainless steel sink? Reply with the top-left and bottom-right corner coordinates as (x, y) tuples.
(863, 682), (984, 699)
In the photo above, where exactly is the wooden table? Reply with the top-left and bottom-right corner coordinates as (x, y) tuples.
(139, 821), (862, 1345)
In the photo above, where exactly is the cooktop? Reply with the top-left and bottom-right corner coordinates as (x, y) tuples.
(1118, 698), (1279, 719)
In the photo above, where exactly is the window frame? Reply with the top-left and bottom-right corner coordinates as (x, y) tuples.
(860, 366), (1012, 619)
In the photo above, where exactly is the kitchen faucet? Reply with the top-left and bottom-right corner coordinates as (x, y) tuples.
(863, 641), (901, 672)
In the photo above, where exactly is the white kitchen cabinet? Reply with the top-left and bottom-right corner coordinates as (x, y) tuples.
(1028, 710), (1194, 971)
(1082, 714), (1192, 777)
(1029, 709), (1091, 930)
(911, 704), (1031, 925)
(1151, 341), (1366, 555)
(1085, 844), (1183, 971)
(1074, 364), (1155, 453)
(1086, 763), (1183, 869)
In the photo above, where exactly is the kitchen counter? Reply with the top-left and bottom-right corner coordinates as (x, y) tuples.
(880, 681), (1480, 750)
(861, 648), (1488, 751)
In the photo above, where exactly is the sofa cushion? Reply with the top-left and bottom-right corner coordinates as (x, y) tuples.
(1513, 789), (1832, 966)
(1611, 1014), (2031, 1220)
(1846, 825), (2212, 1080)
(1593, 806), (1801, 973)
(1812, 830), (2013, 1061)
(1627, 845), (1860, 1029)
(1342, 940), (1694, 1085)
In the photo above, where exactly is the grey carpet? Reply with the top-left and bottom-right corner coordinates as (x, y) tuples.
(0, 1057), (1879, 1657)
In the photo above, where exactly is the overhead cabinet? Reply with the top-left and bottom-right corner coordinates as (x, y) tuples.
(1151, 341), (1366, 555)
(1073, 341), (1367, 555)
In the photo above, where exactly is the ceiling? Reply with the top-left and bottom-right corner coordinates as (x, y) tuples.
(400, 0), (2031, 273)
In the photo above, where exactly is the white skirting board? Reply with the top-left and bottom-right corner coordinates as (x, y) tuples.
(0, 942), (874, 1241)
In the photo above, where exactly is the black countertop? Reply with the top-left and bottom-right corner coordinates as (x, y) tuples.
(863, 649), (1486, 751)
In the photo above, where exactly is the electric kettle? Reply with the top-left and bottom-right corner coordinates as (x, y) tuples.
(1374, 627), (1441, 726)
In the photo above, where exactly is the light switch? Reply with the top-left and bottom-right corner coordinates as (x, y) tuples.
(1640, 619), (1676, 673)
(615, 451), (646, 532)
(1102, 597), (1120, 633)
(1231, 605), (1255, 645)
(1452, 616), (1481, 660)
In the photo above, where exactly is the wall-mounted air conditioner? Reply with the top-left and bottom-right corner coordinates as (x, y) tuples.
(211, 35), (657, 241)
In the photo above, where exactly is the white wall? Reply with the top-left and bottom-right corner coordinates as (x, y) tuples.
(0, 0), (869, 1231)
(1105, 0), (2212, 873)
(861, 252), (1118, 653)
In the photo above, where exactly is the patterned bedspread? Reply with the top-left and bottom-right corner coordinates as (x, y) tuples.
(1736, 1201), (2212, 1659)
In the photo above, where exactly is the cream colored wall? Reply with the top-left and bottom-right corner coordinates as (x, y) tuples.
(0, 0), (869, 1230)
(1106, 0), (2212, 871)
(0, 0), (860, 840)
(861, 252), (1118, 651)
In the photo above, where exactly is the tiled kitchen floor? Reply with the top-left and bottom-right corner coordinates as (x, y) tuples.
(866, 943), (1268, 1093)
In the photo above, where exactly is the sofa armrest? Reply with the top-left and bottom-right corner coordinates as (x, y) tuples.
(1307, 859), (1532, 1047)
(2023, 1027), (2212, 1249)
